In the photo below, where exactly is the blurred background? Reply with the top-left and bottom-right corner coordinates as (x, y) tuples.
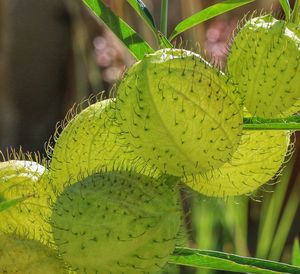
(0, 0), (299, 273)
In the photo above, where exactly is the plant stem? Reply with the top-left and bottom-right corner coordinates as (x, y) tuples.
(160, 0), (169, 36)
(292, 0), (300, 23)
(243, 116), (300, 130)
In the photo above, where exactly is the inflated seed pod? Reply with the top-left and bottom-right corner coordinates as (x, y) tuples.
(51, 171), (182, 274)
(227, 15), (300, 118)
(184, 130), (291, 197)
(115, 48), (243, 177)
(0, 233), (66, 274)
(47, 98), (157, 257)
(0, 160), (53, 245)
(49, 98), (150, 194)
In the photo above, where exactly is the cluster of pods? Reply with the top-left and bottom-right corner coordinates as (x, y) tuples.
(0, 14), (299, 273)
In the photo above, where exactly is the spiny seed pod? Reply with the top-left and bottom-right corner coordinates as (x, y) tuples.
(115, 48), (243, 177)
(184, 130), (291, 197)
(51, 171), (182, 274)
(49, 98), (150, 194)
(0, 233), (67, 273)
(0, 160), (53, 245)
(227, 15), (300, 118)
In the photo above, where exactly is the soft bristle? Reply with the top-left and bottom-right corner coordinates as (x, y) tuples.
(0, 147), (47, 167)
(45, 92), (107, 161)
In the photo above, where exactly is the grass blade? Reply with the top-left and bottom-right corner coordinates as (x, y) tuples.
(169, 0), (255, 41)
(83, 0), (154, 60)
(169, 247), (300, 273)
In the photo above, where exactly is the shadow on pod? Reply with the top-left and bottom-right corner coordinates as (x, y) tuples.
(50, 170), (183, 274)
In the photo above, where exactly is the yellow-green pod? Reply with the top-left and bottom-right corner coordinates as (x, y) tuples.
(51, 171), (182, 274)
(115, 48), (243, 177)
(0, 160), (52, 245)
(227, 15), (300, 118)
(184, 130), (291, 197)
(0, 233), (67, 273)
(49, 98), (149, 194)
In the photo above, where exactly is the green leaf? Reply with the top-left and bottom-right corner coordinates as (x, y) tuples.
(169, 247), (300, 273)
(158, 31), (173, 48)
(279, 0), (291, 21)
(243, 116), (300, 130)
(292, 238), (300, 266)
(83, 0), (154, 60)
(0, 196), (29, 213)
(169, 0), (255, 40)
(292, 0), (300, 23)
(126, 0), (157, 33)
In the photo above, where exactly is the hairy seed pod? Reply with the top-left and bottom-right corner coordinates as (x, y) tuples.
(49, 99), (150, 194)
(0, 160), (53, 245)
(184, 130), (291, 197)
(227, 15), (300, 118)
(0, 233), (66, 273)
(51, 171), (182, 274)
(115, 48), (243, 176)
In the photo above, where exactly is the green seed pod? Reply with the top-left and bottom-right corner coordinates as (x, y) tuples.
(51, 171), (182, 274)
(49, 98), (149, 194)
(0, 233), (67, 274)
(227, 15), (300, 118)
(184, 130), (291, 197)
(115, 48), (243, 176)
(0, 160), (53, 245)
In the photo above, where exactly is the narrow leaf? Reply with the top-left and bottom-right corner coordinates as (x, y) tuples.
(169, 247), (300, 273)
(126, 0), (157, 33)
(83, 0), (154, 60)
(158, 31), (173, 48)
(0, 196), (29, 213)
(243, 116), (300, 130)
(169, 0), (255, 40)
(292, 238), (300, 266)
(279, 0), (291, 21)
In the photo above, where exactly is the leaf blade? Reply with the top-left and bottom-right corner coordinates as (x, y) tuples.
(83, 0), (154, 60)
(169, 247), (300, 273)
(169, 0), (255, 40)
(279, 0), (291, 21)
(292, 238), (300, 266)
(126, 0), (157, 33)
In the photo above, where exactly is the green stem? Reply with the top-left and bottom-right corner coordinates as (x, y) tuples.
(292, 0), (300, 23)
(169, 247), (300, 273)
(243, 116), (300, 130)
(160, 0), (169, 36)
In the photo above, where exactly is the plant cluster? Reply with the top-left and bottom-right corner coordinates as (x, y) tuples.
(0, 0), (300, 273)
